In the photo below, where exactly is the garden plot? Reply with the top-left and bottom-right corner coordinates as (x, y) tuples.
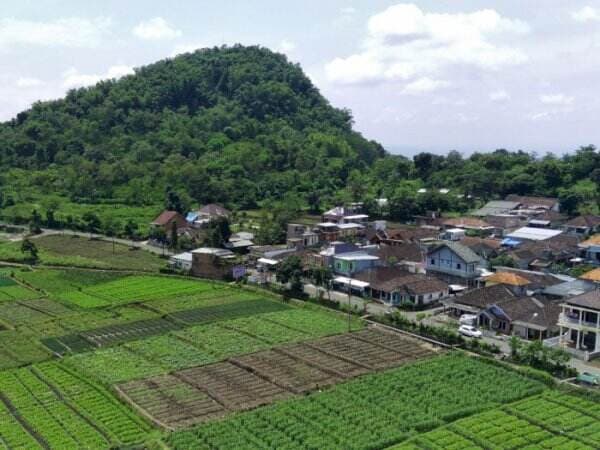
(0, 363), (150, 448)
(177, 362), (292, 410)
(168, 354), (545, 450)
(0, 276), (38, 301)
(117, 374), (227, 429)
(230, 349), (341, 394)
(80, 317), (182, 347)
(307, 329), (430, 370)
(392, 390), (600, 450)
(168, 297), (290, 325)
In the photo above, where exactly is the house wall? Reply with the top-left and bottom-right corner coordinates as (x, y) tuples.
(333, 258), (377, 276)
(191, 253), (232, 280)
(426, 247), (476, 279)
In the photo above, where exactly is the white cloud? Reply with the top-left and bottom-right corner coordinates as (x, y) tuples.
(16, 77), (44, 88)
(489, 89), (510, 101)
(540, 93), (574, 106)
(571, 6), (600, 22)
(278, 39), (296, 53)
(0, 17), (111, 49)
(325, 3), (529, 86)
(62, 65), (134, 89)
(132, 17), (181, 40)
(402, 77), (450, 94)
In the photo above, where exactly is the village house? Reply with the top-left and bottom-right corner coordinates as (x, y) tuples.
(168, 251), (193, 271)
(371, 226), (439, 246)
(471, 200), (521, 217)
(492, 266), (565, 294)
(286, 223), (319, 248)
(483, 214), (528, 237)
(460, 236), (502, 260)
(505, 194), (561, 212)
(426, 241), (482, 286)
(191, 247), (237, 279)
(502, 234), (581, 271)
(373, 243), (425, 273)
(150, 210), (188, 238)
(441, 217), (494, 235)
(332, 251), (380, 276)
(444, 284), (560, 340)
(354, 267), (449, 307)
(563, 215), (600, 236)
(555, 290), (600, 361)
(321, 205), (367, 224)
(578, 234), (600, 265)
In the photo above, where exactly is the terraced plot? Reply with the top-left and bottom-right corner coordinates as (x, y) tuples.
(168, 353), (544, 450)
(118, 328), (437, 429)
(0, 363), (150, 448)
(0, 276), (38, 301)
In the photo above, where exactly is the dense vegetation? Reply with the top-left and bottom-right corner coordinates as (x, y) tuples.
(0, 44), (598, 236)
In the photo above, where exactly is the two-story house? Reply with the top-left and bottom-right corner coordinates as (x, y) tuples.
(426, 241), (481, 286)
(556, 290), (600, 361)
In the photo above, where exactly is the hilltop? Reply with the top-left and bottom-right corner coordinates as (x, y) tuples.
(0, 45), (384, 211)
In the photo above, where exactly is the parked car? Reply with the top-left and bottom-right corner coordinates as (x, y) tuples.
(459, 325), (482, 338)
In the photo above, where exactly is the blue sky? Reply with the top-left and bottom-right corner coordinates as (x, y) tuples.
(2, 1), (600, 155)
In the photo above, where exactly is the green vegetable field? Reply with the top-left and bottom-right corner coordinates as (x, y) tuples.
(0, 265), (599, 449)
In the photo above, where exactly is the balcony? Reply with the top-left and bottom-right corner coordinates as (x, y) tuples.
(558, 313), (600, 330)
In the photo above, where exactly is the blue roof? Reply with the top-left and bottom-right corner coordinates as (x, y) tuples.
(501, 238), (521, 247)
(186, 212), (199, 222)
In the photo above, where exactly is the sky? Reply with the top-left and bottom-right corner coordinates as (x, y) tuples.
(2, 1), (600, 156)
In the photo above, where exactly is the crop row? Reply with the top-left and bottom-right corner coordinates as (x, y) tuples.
(0, 362), (150, 448)
(65, 309), (357, 383)
(168, 354), (543, 450)
(392, 390), (600, 450)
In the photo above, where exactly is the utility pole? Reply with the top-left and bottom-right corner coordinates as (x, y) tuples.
(347, 269), (353, 332)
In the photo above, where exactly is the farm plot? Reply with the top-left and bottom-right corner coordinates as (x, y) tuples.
(80, 317), (181, 347)
(0, 330), (50, 369)
(0, 276), (38, 301)
(168, 297), (290, 325)
(168, 353), (544, 450)
(145, 286), (255, 313)
(392, 390), (600, 450)
(0, 363), (150, 449)
(60, 275), (217, 308)
(117, 375), (227, 430)
(17, 268), (125, 297)
(119, 329), (436, 429)
(231, 349), (341, 394)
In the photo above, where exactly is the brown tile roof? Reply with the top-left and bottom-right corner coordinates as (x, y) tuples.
(579, 234), (600, 248)
(507, 234), (581, 262)
(443, 217), (492, 229)
(355, 267), (448, 294)
(580, 268), (600, 282)
(383, 226), (440, 242)
(493, 267), (563, 288)
(500, 298), (561, 329)
(484, 215), (527, 230)
(151, 210), (182, 226)
(452, 284), (516, 309)
(374, 243), (424, 263)
(565, 290), (600, 310)
(565, 215), (600, 228)
(486, 272), (531, 286)
(505, 194), (559, 209)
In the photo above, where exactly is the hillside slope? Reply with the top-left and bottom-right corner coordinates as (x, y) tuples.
(0, 45), (385, 209)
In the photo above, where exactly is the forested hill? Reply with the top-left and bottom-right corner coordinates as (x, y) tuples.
(0, 44), (598, 226)
(0, 45), (385, 209)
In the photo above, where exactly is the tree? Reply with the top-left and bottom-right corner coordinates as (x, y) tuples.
(124, 219), (137, 240)
(509, 335), (522, 360)
(29, 209), (42, 234)
(21, 239), (39, 264)
(310, 265), (333, 300)
(205, 217), (231, 248)
(276, 256), (304, 292)
(81, 212), (101, 238)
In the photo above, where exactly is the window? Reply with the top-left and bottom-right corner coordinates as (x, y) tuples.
(430, 259), (435, 265)
(456, 263), (461, 270)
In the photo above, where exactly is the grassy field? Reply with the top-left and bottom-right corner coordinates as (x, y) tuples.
(0, 235), (164, 270)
